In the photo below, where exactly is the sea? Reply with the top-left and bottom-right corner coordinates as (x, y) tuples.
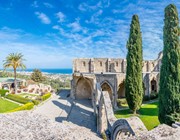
(2, 68), (73, 75)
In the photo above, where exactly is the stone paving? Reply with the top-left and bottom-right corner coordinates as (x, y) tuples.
(67, 99), (96, 132)
(33, 90), (73, 122)
(32, 89), (99, 137)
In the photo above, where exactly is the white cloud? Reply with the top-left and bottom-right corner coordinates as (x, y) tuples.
(35, 12), (51, 24)
(55, 12), (65, 23)
(0, 27), (23, 40)
(0, 42), (72, 68)
(43, 2), (54, 8)
(0, 27), (72, 68)
(78, 1), (102, 12)
(31, 1), (38, 8)
(85, 9), (103, 24)
(3, 0), (180, 68)
(67, 21), (82, 32)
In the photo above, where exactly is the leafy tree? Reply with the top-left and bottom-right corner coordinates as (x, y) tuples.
(159, 4), (180, 125)
(125, 15), (143, 114)
(31, 69), (45, 83)
(3, 53), (26, 93)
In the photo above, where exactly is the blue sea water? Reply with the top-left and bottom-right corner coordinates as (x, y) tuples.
(3, 68), (72, 74)
(24, 69), (72, 74)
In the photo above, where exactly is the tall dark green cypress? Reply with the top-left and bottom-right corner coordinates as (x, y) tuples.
(125, 15), (143, 114)
(159, 4), (180, 125)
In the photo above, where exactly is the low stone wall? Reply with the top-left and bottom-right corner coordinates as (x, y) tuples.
(96, 90), (147, 139)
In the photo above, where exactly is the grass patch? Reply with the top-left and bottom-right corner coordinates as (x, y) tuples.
(0, 89), (9, 97)
(0, 98), (20, 113)
(115, 101), (160, 130)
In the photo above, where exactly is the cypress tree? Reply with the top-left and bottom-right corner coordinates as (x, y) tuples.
(125, 15), (143, 114)
(159, 4), (180, 125)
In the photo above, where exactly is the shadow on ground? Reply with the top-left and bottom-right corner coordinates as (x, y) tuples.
(53, 89), (96, 132)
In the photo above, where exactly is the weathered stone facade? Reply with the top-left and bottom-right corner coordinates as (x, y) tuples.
(71, 52), (162, 108)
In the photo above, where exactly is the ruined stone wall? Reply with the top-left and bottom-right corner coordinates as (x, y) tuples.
(73, 58), (161, 73)
(93, 58), (108, 73)
(73, 58), (91, 73)
(71, 52), (163, 107)
(73, 52), (163, 74)
(73, 58), (127, 73)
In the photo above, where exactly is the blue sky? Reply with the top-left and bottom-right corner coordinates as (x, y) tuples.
(0, 0), (179, 68)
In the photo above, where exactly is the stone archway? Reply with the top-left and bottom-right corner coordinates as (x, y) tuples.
(75, 78), (92, 99)
(2, 84), (10, 90)
(101, 82), (113, 101)
(151, 79), (157, 92)
(117, 81), (125, 98)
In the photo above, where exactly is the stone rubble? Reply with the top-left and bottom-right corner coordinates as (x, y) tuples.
(0, 111), (102, 140)
(128, 124), (180, 140)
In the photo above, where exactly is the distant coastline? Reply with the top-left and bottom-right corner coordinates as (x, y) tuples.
(1, 68), (72, 75)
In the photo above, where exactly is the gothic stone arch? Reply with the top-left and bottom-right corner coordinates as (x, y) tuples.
(151, 78), (157, 93)
(100, 81), (113, 101)
(117, 81), (125, 98)
(75, 77), (93, 99)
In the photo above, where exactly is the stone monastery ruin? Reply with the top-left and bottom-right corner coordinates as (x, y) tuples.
(71, 52), (162, 108)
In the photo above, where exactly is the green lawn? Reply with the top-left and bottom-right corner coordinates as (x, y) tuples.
(0, 98), (20, 113)
(115, 101), (160, 130)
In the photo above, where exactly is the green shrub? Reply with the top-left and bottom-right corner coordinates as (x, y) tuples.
(9, 102), (34, 112)
(6, 94), (40, 105)
(41, 93), (51, 101)
(150, 92), (158, 100)
(117, 98), (127, 107)
(0, 89), (9, 97)
(32, 100), (40, 105)
(6, 94), (30, 104)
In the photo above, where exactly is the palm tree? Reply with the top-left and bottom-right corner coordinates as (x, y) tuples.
(3, 53), (26, 93)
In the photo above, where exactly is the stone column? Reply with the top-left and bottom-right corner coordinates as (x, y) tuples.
(122, 60), (126, 73)
(92, 78), (97, 115)
(113, 75), (118, 109)
(124, 60), (127, 73)
(107, 58), (111, 72)
(148, 74), (151, 97)
(70, 79), (76, 99)
(90, 58), (94, 73)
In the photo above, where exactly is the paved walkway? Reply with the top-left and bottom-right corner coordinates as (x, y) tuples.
(33, 90), (72, 122)
(33, 90), (97, 133)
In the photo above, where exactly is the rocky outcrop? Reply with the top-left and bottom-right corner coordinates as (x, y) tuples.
(0, 111), (102, 140)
